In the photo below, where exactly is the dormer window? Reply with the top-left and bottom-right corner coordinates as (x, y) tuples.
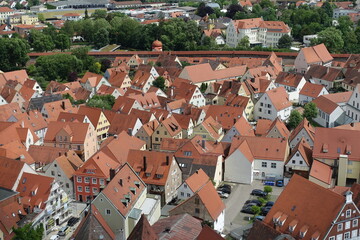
(121, 199), (128, 207)
(322, 143), (328, 153)
(130, 187), (136, 195)
(156, 174), (163, 179)
(134, 181), (140, 188)
(145, 173), (151, 177)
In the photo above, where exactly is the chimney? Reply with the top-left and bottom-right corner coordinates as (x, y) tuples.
(143, 156), (147, 171)
(119, 179), (123, 186)
(21, 121), (24, 128)
(166, 156), (169, 166)
(345, 191), (353, 204)
(109, 169), (116, 181)
(201, 140), (205, 149)
(61, 101), (65, 110)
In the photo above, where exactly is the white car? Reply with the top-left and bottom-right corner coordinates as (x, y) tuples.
(217, 191), (229, 199)
(50, 235), (59, 240)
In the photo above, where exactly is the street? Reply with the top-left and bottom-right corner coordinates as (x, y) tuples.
(222, 180), (284, 235)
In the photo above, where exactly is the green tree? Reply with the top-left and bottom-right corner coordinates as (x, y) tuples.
(92, 9), (107, 19)
(89, 62), (101, 74)
(200, 83), (208, 93)
(288, 110), (303, 130)
(38, 13), (45, 22)
(35, 54), (83, 81)
(71, 47), (96, 70)
(13, 223), (44, 240)
(321, 1), (333, 18)
(94, 28), (109, 49)
(264, 186), (272, 194)
(0, 38), (29, 71)
(226, 4), (244, 19)
(312, 27), (344, 53)
(55, 34), (71, 51)
(237, 36), (250, 49)
(153, 76), (166, 91)
(86, 95), (115, 110)
(85, 8), (89, 19)
(251, 205), (261, 215)
(303, 102), (318, 121)
(277, 34), (292, 49)
(100, 58), (112, 73)
(29, 30), (55, 52)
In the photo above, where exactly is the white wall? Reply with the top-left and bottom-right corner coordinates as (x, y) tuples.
(253, 159), (284, 180)
(177, 182), (194, 200)
(285, 151), (309, 172)
(224, 149), (253, 184)
(289, 128), (314, 149)
(222, 127), (240, 143)
(214, 210), (225, 233)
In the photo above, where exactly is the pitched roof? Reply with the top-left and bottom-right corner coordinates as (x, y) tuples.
(255, 119), (273, 136)
(289, 118), (315, 143)
(199, 116), (223, 140)
(100, 162), (146, 217)
(28, 145), (68, 165)
(312, 95), (340, 114)
(1, 70), (28, 84)
(80, 72), (103, 85)
(159, 115), (182, 137)
(266, 118), (290, 139)
(42, 99), (76, 121)
(0, 156), (25, 190)
(263, 174), (344, 240)
(234, 18), (262, 30)
(287, 138), (313, 166)
(108, 113), (139, 135)
(299, 82), (326, 98)
(322, 92), (352, 104)
(184, 169), (210, 193)
(232, 117), (255, 136)
(152, 214), (202, 240)
(275, 72), (304, 88)
(247, 220), (282, 240)
(259, 21), (290, 33)
(313, 127), (360, 161)
(77, 105), (105, 127)
(304, 65), (343, 82)
(301, 43), (333, 64)
(201, 105), (245, 130)
(309, 160), (332, 185)
(128, 214), (158, 240)
(44, 121), (90, 144)
(112, 96), (137, 114)
(197, 225), (224, 240)
(265, 87), (292, 111)
(54, 152), (83, 179)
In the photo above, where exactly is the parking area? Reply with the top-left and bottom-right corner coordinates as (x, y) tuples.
(221, 180), (284, 235)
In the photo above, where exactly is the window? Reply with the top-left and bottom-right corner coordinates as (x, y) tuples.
(296, 153), (300, 157)
(66, 183), (69, 188)
(85, 186), (90, 192)
(77, 186), (82, 192)
(105, 209), (111, 215)
(77, 176), (82, 183)
(345, 221), (351, 230)
(84, 177), (90, 183)
(195, 208), (200, 214)
(184, 151), (192, 156)
(93, 188), (98, 193)
(338, 223), (343, 232)
(292, 160), (296, 164)
(262, 162), (267, 168)
(345, 232), (350, 239)
(353, 219), (358, 227)
(100, 179), (105, 185)
(195, 198), (199, 204)
(299, 161), (303, 165)
(346, 209), (351, 218)
(271, 163), (277, 168)
(51, 171), (55, 176)
(181, 192), (184, 196)
(184, 184), (187, 189)
(187, 193), (190, 197)
(329, 237), (335, 240)
(92, 178), (97, 184)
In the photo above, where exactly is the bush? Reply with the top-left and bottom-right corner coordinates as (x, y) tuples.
(264, 186), (273, 193)
(251, 205), (261, 215)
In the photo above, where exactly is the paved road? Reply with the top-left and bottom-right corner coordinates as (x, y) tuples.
(222, 180), (284, 235)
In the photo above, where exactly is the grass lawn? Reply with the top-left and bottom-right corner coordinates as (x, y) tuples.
(100, 44), (120, 52)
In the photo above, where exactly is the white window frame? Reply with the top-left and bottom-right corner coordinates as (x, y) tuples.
(105, 209), (111, 215)
(77, 186), (82, 192)
(353, 219), (358, 227)
(77, 176), (82, 183)
(92, 178), (97, 184)
(346, 209), (351, 218)
(338, 223), (343, 232)
(85, 186), (90, 193)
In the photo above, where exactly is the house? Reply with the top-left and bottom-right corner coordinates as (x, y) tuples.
(43, 150), (83, 199)
(62, 12), (82, 21)
(41, 99), (77, 122)
(112, 96), (144, 114)
(202, 28), (225, 45)
(97, 85), (122, 99)
(172, 113), (194, 138)
(244, 77), (276, 100)
(323, 92), (352, 111)
(0, 121), (39, 151)
(126, 92), (162, 110)
(152, 214), (203, 239)
(225, 136), (289, 183)
(17, 172), (70, 236)
(222, 116), (255, 142)
(226, 18), (291, 48)
(294, 44), (333, 73)
(73, 206), (115, 240)
(274, 72), (306, 103)
(174, 136), (223, 186)
(289, 118), (315, 148)
(313, 127), (360, 186)
(263, 117), (290, 139)
(152, 115), (182, 150)
(202, 105), (246, 132)
(239, 0), (252, 11)
(170, 82), (206, 108)
(312, 95), (345, 128)
(127, 214), (157, 240)
(309, 159), (334, 188)
(248, 174), (360, 240)
(346, 84), (360, 121)
(131, 70), (155, 93)
(92, 162), (160, 239)
(177, 168), (209, 201)
(80, 72), (110, 94)
(107, 113), (142, 136)
(224, 94), (254, 120)
(127, 150), (182, 205)
(77, 106), (111, 142)
(0, 86), (25, 109)
(254, 87), (292, 121)
(43, 121), (97, 161)
(107, 69), (132, 90)
(299, 82), (329, 105)
(192, 116), (224, 142)
(285, 138), (313, 178)
(0, 7), (14, 24)
(134, 119), (159, 149)
(304, 65), (344, 90)
(127, 54), (143, 69)
(169, 180), (225, 233)
(73, 151), (120, 202)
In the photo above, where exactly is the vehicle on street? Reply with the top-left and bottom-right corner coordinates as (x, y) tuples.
(245, 199), (262, 206)
(241, 206), (255, 214)
(217, 191), (229, 199)
(254, 215), (265, 221)
(251, 189), (268, 197)
(243, 203), (257, 208)
(276, 180), (284, 187)
(265, 201), (274, 207)
(67, 217), (80, 227)
(58, 226), (69, 236)
(217, 184), (231, 194)
(50, 235), (59, 240)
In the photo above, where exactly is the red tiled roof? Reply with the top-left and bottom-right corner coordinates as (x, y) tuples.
(287, 138), (313, 166)
(310, 160), (332, 185)
(299, 82), (326, 98)
(275, 72), (304, 88)
(184, 169), (210, 193)
(322, 92), (352, 104)
(302, 44), (333, 64)
(44, 121), (90, 144)
(289, 118), (315, 143)
(128, 214), (158, 240)
(265, 87), (292, 111)
(255, 119), (272, 136)
(0, 156), (25, 190)
(312, 95), (339, 114)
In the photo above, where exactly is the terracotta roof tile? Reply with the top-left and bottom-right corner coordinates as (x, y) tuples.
(28, 145), (68, 166)
(322, 92), (352, 104)
(275, 72), (304, 88)
(255, 119), (273, 136)
(232, 117), (255, 136)
(0, 156), (25, 190)
(299, 82), (326, 98)
(44, 121), (90, 144)
(310, 160), (332, 185)
(201, 105), (245, 130)
(265, 87), (292, 111)
(302, 44), (333, 64)
(312, 95), (339, 114)
(289, 118), (315, 143)
(128, 214), (158, 240)
(287, 138), (313, 166)
(184, 169), (210, 193)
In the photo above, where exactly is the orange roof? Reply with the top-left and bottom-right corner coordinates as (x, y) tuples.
(199, 116), (223, 140)
(335, 122), (360, 130)
(197, 225), (224, 240)
(113, 96), (137, 114)
(80, 71), (103, 85)
(127, 150), (174, 186)
(17, 172), (54, 210)
(265, 87), (292, 111)
(229, 136), (288, 161)
(127, 214), (157, 240)
(255, 119), (272, 136)
(108, 113), (139, 135)
(1, 70), (28, 84)
(44, 121), (91, 144)
(54, 152), (83, 179)
(312, 95), (339, 114)
(101, 162), (146, 217)
(0, 140), (35, 165)
(322, 92), (352, 104)
(266, 118), (290, 139)
(159, 115), (182, 137)
(275, 72), (304, 88)
(63, 13), (80, 17)
(263, 174), (344, 240)
(234, 18), (262, 30)
(0, 156), (25, 190)
(259, 21), (290, 33)
(185, 169), (210, 193)
(313, 127), (360, 161)
(202, 105), (245, 130)
(42, 99), (76, 122)
(28, 145), (68, 165)
(310, 160), (332, 185)
(196, 181), (225, 220)
(239, 0), (252, 7)
(77, 105), (106, 128)
(289, 118), (315, 143)
(299, 82), (326, 98)
(232, 117), (255, 136)
(287, 138), (313, 166)
(302, 44), (333, 64)
(127, 92), (161, 110)
(0, 7), (13, 12)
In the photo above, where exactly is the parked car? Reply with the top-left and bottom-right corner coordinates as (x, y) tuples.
(251, 189), (268, 197)
(217, 184), (231, 194)
(58, 226), (69, 236)
(241, 206), (255, 214)
(50, 235), (59, 240)
(261, 206), (272, 216)
(265, 201), (274, 207)
(67, 217), (80, 227)
(243, 203), (257, 208)
(276, 180), (284, 187)
(217, 191), (229, 199)
(245, 199), (262, 206)
(254, 215), (265, 221)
